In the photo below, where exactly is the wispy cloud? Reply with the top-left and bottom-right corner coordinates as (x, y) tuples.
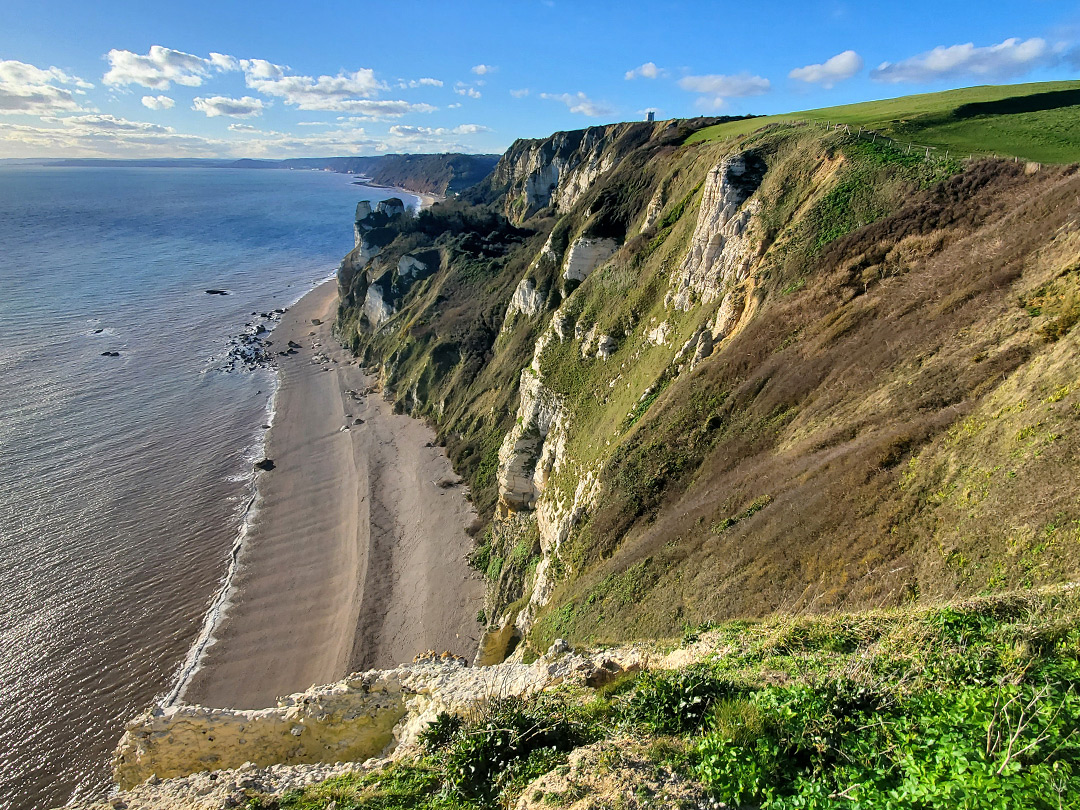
(510, 88), (530, 98)
(789, 50), (864, 88)
(872, 37), (1059, 83)
(388, 123), (491, 138)
(0, 59), (93, 115)
(398, 77), (444, 89)
(539, 91), (613, 117)
(454, 82), (482, 99)
(678, 72), (770, 109)
(192, 95), (265, 118)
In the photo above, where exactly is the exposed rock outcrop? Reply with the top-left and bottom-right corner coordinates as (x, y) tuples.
(110, 641), (658, 791)
(493, 123), (663, 222)
(496, 371), (568, 515)
(562, 236), (618, 283)
(668, 151), (766, 311)
(362, 280), (396, 327)
(505, 277), (547, 322)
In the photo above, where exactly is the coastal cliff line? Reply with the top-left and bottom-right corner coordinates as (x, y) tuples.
(61, 82), (1080, 810)
(335, 110), (1080, 667)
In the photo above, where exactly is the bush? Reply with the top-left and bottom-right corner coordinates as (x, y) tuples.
(444, 696), (588, 801)
(621, 666), (740, 734)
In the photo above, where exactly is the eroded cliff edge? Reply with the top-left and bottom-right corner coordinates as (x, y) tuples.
(335, 116), (1080, 665)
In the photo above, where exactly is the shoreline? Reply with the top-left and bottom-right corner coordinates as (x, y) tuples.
(177, 280), (483, 710)
(165, 187), (434, 710)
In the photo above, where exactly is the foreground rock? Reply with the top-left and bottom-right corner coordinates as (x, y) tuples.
(102, 638), (706, 792)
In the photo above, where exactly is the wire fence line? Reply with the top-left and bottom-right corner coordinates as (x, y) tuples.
(766, 118), (1042, 171)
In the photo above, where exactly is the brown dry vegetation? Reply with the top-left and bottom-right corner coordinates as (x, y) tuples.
(537, 161), (1080, 648)
(336, 116), (1080, 655)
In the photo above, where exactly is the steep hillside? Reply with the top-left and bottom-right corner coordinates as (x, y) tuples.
(335, 87), (1080, 666)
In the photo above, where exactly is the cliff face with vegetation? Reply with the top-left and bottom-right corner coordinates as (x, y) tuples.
(335, 108), (1080, 665)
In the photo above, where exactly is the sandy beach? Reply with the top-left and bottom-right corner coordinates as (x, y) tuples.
(182, 281), (484, 710)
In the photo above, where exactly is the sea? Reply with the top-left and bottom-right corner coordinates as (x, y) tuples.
(0, 166), (414, 810)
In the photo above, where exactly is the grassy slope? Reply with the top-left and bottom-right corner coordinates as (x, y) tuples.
(338, 86), (1080, 657)
(533, 138), (1080, 651)
(687, 81), (1080, 163)
(252, 587), (1080, 809)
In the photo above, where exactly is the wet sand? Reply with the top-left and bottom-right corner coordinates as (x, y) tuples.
(182, 281), (484, 709)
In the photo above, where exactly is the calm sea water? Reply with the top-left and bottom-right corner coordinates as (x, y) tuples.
(0, 167), (411, 810)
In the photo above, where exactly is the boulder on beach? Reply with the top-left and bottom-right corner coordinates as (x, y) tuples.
(254, 458), (276, 471)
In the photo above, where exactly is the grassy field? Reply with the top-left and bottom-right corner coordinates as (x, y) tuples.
(687, 81), (1080, 163)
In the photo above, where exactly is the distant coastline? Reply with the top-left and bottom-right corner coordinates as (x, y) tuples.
(0, 152), (498, 200)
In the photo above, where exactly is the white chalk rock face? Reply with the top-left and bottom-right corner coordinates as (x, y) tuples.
(641, 186), (665, 233)
(562, 236), (618, 283)
(496, 371), (567, 514)
(397, 254), (427, 280)
(645, 320), (672, 346)
(506, 277), (546, 321)
(376, 198), (407, 218)
(105, 640), (662, 794)
(713, 286), (746, 340)
(596, 334), (617, 360)
(670, 152), (765, 311)
(363, 283), (395, 326)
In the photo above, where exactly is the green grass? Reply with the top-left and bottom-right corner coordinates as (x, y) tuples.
(250, 588), (1080, 810)
(686, 81), (1080, 163)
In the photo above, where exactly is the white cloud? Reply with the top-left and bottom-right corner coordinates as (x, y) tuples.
(240, 61), (393, 111)
(47, 114), (173, 133)
(141, 94), (175, 110)
(447, 102), (462, 109)
(539, 91), (613, 117)
(228, 123), (259, 132)
(0, 119), (227, 158)
(0, 59), (93, 115)
(103, 45), (235, 90)
(398, 77), (443, 88)
(789, 50), (864, 88)
(454, 82), (482, 99)
(209, 53), (239, 72)
(471, 64), (496, 75)
(388, 123), (491, 138)
(510, 88), (530, 98)
(239, 58), (285, 81)
(625, 61), (665, 80)
(192, 95), (265, 118)
(338, 99), (437, 118)
(677, 72), (770, 109)
(872, 37), (1056, 83)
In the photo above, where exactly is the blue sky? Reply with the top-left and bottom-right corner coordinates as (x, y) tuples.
(0, 0), (1077, 158)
